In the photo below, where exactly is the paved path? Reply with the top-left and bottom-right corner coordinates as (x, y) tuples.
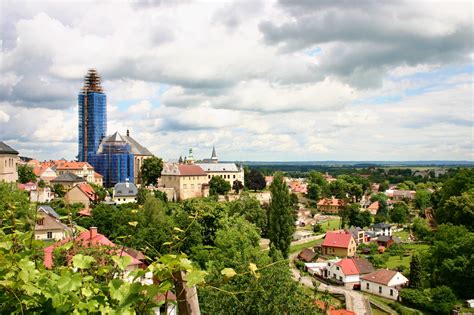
(289, 253), (371, 315)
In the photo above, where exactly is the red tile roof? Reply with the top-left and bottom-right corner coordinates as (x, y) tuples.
(335, 258), (359, 275)
(322, 232), (354, 249)
(77, 183), (96, 201)
(177, 164), (207, 176)
(44, 228), (141, 268)
(78, 208), (91, 216)
(368, 201), (379, 210)
(56, 161), (94, 170)
(94, 171), (103, 178)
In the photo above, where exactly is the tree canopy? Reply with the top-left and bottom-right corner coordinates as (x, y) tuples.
(140, 156), (163, 186)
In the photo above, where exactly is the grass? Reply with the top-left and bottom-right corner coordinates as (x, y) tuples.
(364, 293), (422, 314)
(320, 217), (341, 232)
(289, 238), (324, 254)
(393, 229), (410, 241)
(381, 243), (431, 270)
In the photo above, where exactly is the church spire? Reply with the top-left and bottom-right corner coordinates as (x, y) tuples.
(211, 146), (218, 163)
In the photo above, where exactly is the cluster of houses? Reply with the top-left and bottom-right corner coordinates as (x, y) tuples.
(297, 225), (408, 301)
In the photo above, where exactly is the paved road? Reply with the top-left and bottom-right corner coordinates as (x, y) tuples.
(290, 253), (371, 315)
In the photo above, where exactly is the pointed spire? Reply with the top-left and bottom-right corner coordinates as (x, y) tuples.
(211, 146), (218, 163)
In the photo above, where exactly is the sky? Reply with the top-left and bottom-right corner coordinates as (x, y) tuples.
(0, 0), (473, 162)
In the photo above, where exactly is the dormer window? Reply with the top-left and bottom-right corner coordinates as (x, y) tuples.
(37, 218), (44, 225)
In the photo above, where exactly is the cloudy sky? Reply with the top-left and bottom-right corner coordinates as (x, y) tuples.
(0, 0), (472, 161)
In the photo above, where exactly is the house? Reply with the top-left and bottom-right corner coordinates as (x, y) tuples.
(317, 198), (346, 214)
(372, 223), (392, 236)
(33, 166), (57, 184)
(55, 161), (96, 183)
(346, 226), (366, 244)
(321, 232), (357, 257)
(35, 206), (71, 241)
(376, 235), (401, 248)
(113, 181), (138, 204)
(94, 171), (103, 186)
(30, 187), (55, 203)
(50, 173), (86, 189)
(65, 183), (96, 209)
(361, 269), (409, 300)
(161, 163), (209, 201)
(289, 180), (307, 193)
(264, 176), (274, 187)
(298, 248), (316, 262)
(386, 189), (416, 201)
(326, 257), (374, 289)
(18, 181), (37, 191)
(0, 141), (19, 183)
(366, 201), (379, 215)
(293, 230), (313, 241)
(466, 299), (474, 308)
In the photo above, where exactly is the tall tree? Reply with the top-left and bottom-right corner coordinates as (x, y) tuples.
(18, 164), (36, 183)
(268, 172), (295, 258)
(246, 169), (266, 191)
(232, 180), (243, 194)
(307, 183), (321, 201)
(409, 253), (423, 289)
(140, 156), (163, 186)
(390, 202), (410, 225)
(415, 189), (431, 210)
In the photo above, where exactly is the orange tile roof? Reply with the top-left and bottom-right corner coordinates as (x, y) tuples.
(94, 171), (103, 178)
(335, 258), (359, 275)
(177, 164), (207, 176)
(317, 198), (345, 207)
(368, 201), (379, 210)
(56, 161), (93, 170)
(327, 310), (356, 315)
(77, 183), (96, 201)
(361, 269), (398, 285)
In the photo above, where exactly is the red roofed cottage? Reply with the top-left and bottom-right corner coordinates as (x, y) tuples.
(321, 232), (357, 257)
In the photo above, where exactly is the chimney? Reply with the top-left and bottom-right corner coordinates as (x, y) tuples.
(126, 129), (130, 137)
(90, 227), (98, 239)
(125, 178), (129, 188)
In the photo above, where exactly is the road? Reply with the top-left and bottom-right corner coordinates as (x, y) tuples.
(289, 253), (371, 315)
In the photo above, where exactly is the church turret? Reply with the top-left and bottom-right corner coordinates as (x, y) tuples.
(186, 148), (195, 164)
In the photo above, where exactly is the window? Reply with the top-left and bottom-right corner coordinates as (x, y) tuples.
(379, 286), (382, 293)
(37, 218), (44, 225)
(183, 184), (187, 189)
(339, 276), (342, 281)
(191, 184), (194, 189)
(390, 289), (393, 296)
(233, 175), (236, 179)
(47, 232), (53, 239)
(336, 266), (339, 271)
(366, 283), (369, 289)
(208, 175), (211, 179)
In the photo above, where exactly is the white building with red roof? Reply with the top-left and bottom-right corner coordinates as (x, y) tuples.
(326, 257), (375, 289)
(361, 269), (408, 300)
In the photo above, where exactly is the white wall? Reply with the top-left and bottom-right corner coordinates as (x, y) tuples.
(361, 280), (400, 300)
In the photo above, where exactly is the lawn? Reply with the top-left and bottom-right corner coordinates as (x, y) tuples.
(289, 238), (324, 254)
(320, 217), (341, 232)
(382, 243), (430, 270)
(393, 229), (410, 241)
(364, 293), (423, 314)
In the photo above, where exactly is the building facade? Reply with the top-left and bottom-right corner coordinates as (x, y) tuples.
(361, 269), (408, 300)
(0, 142), (19, 183)
(56, 162), (95, 183)
(78, 69), (107, 163)
(161, 164), (209, 201)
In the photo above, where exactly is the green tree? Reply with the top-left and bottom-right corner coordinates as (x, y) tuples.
(140, 156), (163, 186)
(53, 183), (66, 198)
(341, 204), (372, 228)
(18, 164), (36, 183)
(268, 172), (295, 258)
(328, 179), (349, 199)
(390, 202), (410, 225)
(307, 183), (321, 201)
(90, 183), (107, 201)
(228, 192), (267, 236)
(430, 286), (457, 314)
(440, 189), (474, 230)
(209, 176), (231, 195)
(411, 217), (431, 240)
(232, 180), (243, 194)
(409, 253), (423, 289)
(415, 189), (431, 211)
(245, 169), (266, 191)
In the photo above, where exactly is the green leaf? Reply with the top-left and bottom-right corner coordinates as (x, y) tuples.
(57, 273), (82, 292)
(72, 254), (96, 269)
(112, 255), (132, 271)
(128, 221), (138, 227)
(248, 263), (258, 273)
(185, 270), (207, 287)
(0, 241), (12, 250)
(162, 241), (173, 246)
(173, 227), (184, 233)
(221, 268), (237, 279)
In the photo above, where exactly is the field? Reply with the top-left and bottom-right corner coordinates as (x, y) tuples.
(320, 217), (341, 232)
(392, 229), (410, 241)
(382, 243), (430, 270)
(289, 238), (324, 254)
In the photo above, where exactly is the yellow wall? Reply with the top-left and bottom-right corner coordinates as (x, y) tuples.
(0, 154), (19, 182)
(65, 186), (91, 209)
(161, 174), (208, 201)
(206, 170), (244, 187)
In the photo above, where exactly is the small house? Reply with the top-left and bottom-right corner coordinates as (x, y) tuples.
(361, 269), (408, 300)
(321, 232), (357, 257)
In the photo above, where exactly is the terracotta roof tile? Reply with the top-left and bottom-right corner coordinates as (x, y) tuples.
(361, 269), (398, 286)
(322, 232), (353, 249)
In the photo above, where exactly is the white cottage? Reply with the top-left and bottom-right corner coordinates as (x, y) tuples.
(361, 269), (408, 300)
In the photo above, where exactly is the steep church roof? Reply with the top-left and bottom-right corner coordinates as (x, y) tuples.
(0, 142), (19, 155)
(96, 131), (153, 156)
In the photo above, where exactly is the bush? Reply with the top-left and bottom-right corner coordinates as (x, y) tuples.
(400, 288), (430, 309)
